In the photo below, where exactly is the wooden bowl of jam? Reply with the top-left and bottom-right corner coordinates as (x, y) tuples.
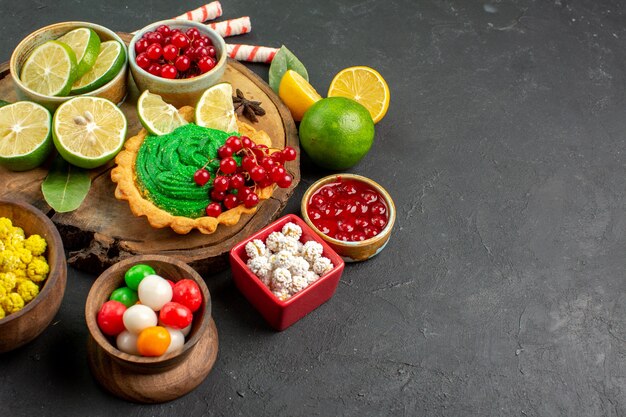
(301, 174), (396, 262)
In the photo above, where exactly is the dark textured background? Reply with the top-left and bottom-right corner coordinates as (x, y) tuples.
(1, 0), (626, 416)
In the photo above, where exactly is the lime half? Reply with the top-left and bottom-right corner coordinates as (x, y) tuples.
(0, 102), (52, 171)
(137, 90), (187, 136)
(71, 40), (125, 95)
(20, 40), (78, 97)
(57, 28), (101, 79)
(53, 97), (127, 169)
(195, 83), (238, 132)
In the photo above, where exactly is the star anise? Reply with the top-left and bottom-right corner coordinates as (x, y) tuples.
(232, 89), (266, 123)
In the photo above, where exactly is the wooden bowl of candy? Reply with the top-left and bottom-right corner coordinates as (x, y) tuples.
(230, 214), (345, 330)
(10, 21), (128, 111)
(128, 19), (227, 108)
(0, 199), (66, 353)
(85, 254), (217, 403)
(301, 174), (396, 262)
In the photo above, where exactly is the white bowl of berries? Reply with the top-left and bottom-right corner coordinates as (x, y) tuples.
(129, 19), (227, 108)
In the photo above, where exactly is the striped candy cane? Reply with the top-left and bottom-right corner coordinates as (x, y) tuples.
(226, 44), (278, 63)
(208, 16), (251, 37)
(173, 1), (222, 22)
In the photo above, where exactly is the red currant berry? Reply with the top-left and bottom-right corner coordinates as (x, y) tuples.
(156, 25), (171, 36)
(148, 64), (162, 76)
(193, 168), (211, 186)
(162, 44), (179, 61)
(175, 55), (191, 72)
(213, 176), (230, 192)
(210, 189), (226, 201)
(237, 186), (253, 201)
(205, 202), (222, 217)
(241, 155), (256, 171)
(260, 157), (275, 172)
(136, 52), (151, 69)
(134, 39), (149, 54)
(146, 43), (163, 60)
(193, 39), (207, 48)
(282, 146), (297, 161)
(240, 136), (253, 149)
(200, 36), (212, 45)
(152, 32), (164, 45)
(171, 33), (190, 49)
(252, 145), (268, 159)
(244, 192), (259, 208)
(225, 136), (242, 151)
(249, 166), (266, 182)
(161, 64), (178, 79)
(276, 173), (293, 188)
(223, 194), (239, 210)
(144, 32), (157, 43)
(207, 46), (217, 57)
(197, 56), (216, 73)
(220, 157), (238, 175)
(186, 27), (200, 41)
(218, 145), (234, 159)
(256, 176), (274, 188)
(270, 165), (286, 182)
(229, 173), (245, 190)
(194, 46), (209, 58)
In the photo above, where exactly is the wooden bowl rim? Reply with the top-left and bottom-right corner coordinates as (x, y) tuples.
(85, 254), (211, 365)
(300, 173), (396, 247)
(0, 199), (66, 324)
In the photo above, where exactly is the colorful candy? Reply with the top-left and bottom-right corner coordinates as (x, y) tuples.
(96, 264), (203, 357)
(97, 300), (127, 336)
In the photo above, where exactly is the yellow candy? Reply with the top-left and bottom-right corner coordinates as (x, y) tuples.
(0, 285), (6, 299)
(27, 258), (49, 283)
(1, 293), (24, 314)
(0, 305), (5, 319)
(0, 217), (12, 239)
(24, 235), (47, 256)
(16, 280), (39, 303)
(0, 250), (19, 272)
(0, 272), (17, 291)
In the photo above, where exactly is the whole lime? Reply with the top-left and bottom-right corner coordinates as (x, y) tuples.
(299, 97), (375, 170)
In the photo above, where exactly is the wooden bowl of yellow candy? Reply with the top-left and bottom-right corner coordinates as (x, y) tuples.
(0, 199), (66, 352)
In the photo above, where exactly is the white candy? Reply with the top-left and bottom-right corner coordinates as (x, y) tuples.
(271, 267), (292, 292)
(269, 250), (294, 270)
(123, 304), (158, 334)
(312, 256), (334, 276)
(275, 236), (300, 254)
(301, 240), (324, 263)
(289, 256), (310, 277)
(304, 270), (319, 284)
(281, 222), (302, 240)
(245, 239), (267, 259)
(247, 256), (272, 285)
(265, 231), (284, 252)
(116, 330), (140, 355)
(272, 289), (290, 301)
(290, 275), (309, 295)
(138, 274), (173, 311)
(165, 327), (185, 354)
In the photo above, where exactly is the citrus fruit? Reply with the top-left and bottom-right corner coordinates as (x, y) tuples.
(57, 27), (101, 79)
(278, 69), (322, 121)
(71, 40), (126, 95)
(20, 40), (78, 96)
(195, 82), (238, 132)
(137, 90), (187, 136)
(327, 66), (390, 123)
(0, 102), (52, 171)
(52, 96), (127, 169)
(299, 97), (375, 170)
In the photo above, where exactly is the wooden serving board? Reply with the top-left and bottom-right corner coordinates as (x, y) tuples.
(0, 32), (299, 276)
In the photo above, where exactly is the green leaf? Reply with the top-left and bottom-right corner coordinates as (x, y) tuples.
(41, 156), (91, 213)
(268, 45), (309, 93)
(0, 99), (11, 108)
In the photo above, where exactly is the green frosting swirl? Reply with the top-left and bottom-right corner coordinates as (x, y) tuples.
(135, 123), (235, 218)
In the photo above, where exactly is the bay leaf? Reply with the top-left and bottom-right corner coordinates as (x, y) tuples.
(268, 45), (309, 93)
(41, 156), (91, 213)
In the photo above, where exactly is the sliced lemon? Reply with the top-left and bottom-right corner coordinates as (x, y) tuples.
(57, 27), (101, 79)
(53, 96), (127, 169)
(327, 66), (390, 123)
(0, 102), (52, 171)
(278, 69), (322, 121)
(20, 40), (77, 97)
(71, 40), (126, 95)
(195, 83), (238, 132)
(137, 90), (187, 136)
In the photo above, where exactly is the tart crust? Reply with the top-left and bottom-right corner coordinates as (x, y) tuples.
(111, 106), (275, 235)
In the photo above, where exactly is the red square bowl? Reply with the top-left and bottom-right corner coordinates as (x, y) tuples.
(230, 214), (345, 331)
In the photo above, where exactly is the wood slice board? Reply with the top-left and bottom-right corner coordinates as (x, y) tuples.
(0, 32), (299, 276)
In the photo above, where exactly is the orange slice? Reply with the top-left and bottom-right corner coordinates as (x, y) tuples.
(327, 66), (390, 123)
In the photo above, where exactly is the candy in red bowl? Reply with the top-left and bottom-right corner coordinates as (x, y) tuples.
(229, 214), (345, 331)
